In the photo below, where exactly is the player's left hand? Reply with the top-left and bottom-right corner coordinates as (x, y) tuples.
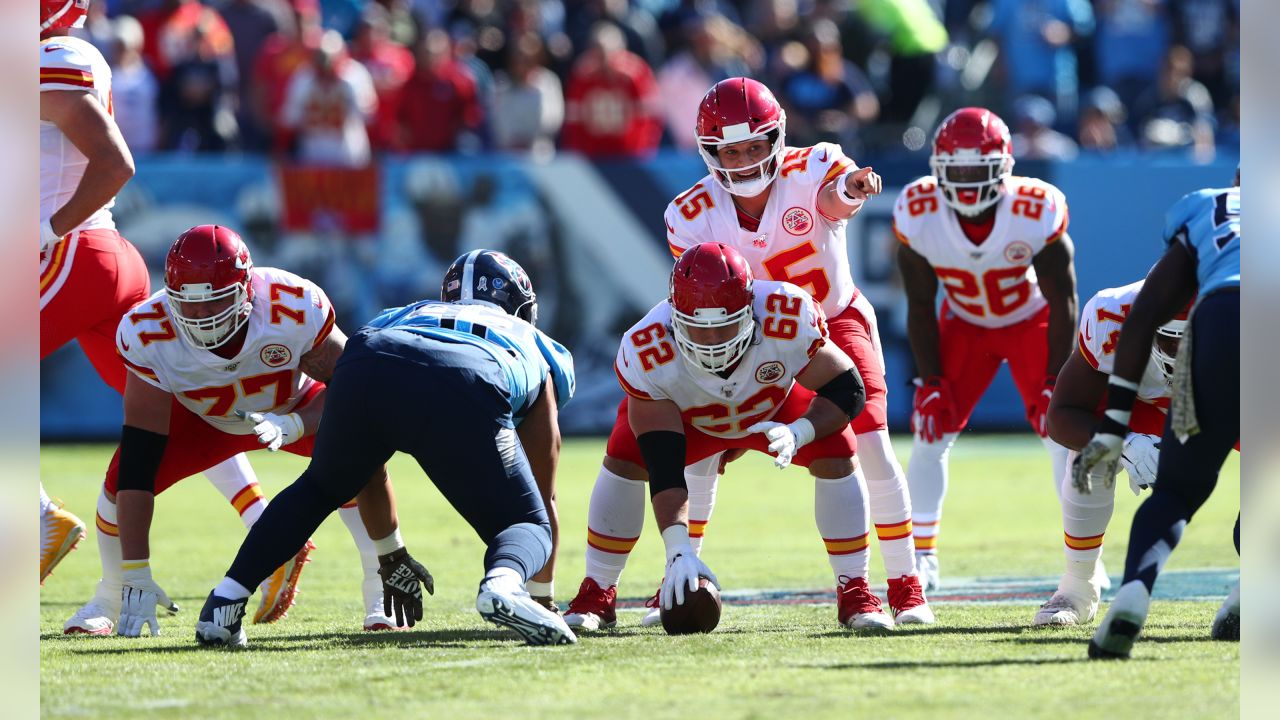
(377, 547), (434, 628)
(1121, 432), (1161, 495)
(1073, 429), (1124, 494)
(748, 419), (816, 469)
(118, 564), (177, 637)
(1025, 375), (1056, 438)
(235, 409), (304, 452)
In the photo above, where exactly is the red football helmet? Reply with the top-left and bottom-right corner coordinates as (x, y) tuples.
(41, 0), (90, 34)
(669, 243), (755, 372)
(929, 107), (1014, 217)
(164, 225), (255, 350)
(695, 77), (787, 198)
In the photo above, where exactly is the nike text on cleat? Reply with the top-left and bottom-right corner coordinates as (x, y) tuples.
(563, 577), (617, 631)
(1211, 582), (1240, 641)
(196, 592), (247, 648)
(837, 575), (894, 631)
(63, 599), (117, 636)
(915, 552), (939, 593)
(1088, 580), (1150, 660)
(887, 575), (934, 625)
(253, 539), (315, 624)
(1034, 574), (1100, 627)
(476, 575), (577, 646)
(40, 502), (86, 584)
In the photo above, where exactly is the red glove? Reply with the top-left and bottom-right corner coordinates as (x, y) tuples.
(911, 376), (956, 443)
(1026, 375), (1057, 438)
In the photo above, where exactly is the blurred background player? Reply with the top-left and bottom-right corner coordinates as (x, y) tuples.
(196, 250), (576, 647)
(566, 77), (932, 629)
(893, 107), (1079, 592)
(39, 0), (263, 585)
(1036, 280), (1191, 626)
(1079, 174), (1239, 660)
(64, 225), (394, 637)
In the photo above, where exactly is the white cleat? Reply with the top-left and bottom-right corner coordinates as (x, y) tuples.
(477, 574), (577, 646)
(63, 599), (117, 636)
(640, 607), (662, 627)
(364, 596), (407, 632)
(1211, 581), (1239, 641)
(915, 552), (940, 593)
(1089, 580), (1150, 660)
(1034, 574), (1101, 626)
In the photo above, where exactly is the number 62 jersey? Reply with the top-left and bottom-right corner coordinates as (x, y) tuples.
(614, 280), (828, 439)
(116, 266), (336, 435)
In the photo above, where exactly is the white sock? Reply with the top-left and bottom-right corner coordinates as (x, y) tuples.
(526, 579), (553, 597)
(907, 432), (958, 555)
(93, 490), (123, 611)
(338, 503), (382, 608)
(203, 454), (267, 528)
(40, 483), (52, 514)
(214, 576), (251, 601)
(685, 452), (721, 556)
(1041, 436), (1071, 503)
(1059, 449), (1115, 580)
(856, 429), (917, 578)
(583, 466), (647, 588)
(814, 472), (871, 583)
(484, 565), (521, 584)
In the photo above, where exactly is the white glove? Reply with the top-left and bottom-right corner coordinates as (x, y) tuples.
(40, 219), (60, 253)
(235, 409), (304, 452)
(1121, 432), (1161, 496)
(659, 525), (719, 610)
(1073, 431), (1124, 495)
(747, 418), (816, 469)
(118, 562), (176, 637)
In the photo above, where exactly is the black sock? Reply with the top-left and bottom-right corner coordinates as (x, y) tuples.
(483, 522), (551, 583)
(1122, 493), (1187, 593)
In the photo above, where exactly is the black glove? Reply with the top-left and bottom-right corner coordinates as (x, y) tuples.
(377, 547), (435, 628)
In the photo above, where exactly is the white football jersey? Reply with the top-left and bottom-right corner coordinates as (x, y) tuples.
(40, 36), (117, 240)
(117, 267), (337, 434)
(1077, 281), (1170, 406)
(892, 175), (1069, 328)
(615, 280), (828, 439)
(664, 143), (859, 318)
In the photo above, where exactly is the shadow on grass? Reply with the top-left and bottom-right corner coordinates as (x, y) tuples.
(1002, 632), (1216, 646)
(806, 623), (1031, 639)
(42, 627), (546, 654)
(793, 657), (1089, 670)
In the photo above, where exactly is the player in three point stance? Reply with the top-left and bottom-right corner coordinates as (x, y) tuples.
(196, 250), (577, 648)
(40, 0), (265, 590)
(1034, 281), (1194, 626)
(893, 107), (1079, 592)
(567, 77), (931, 629)
(573, 243), (894, 632)
(1077, 174), (1240, 659)
(66, 225), (396, 637)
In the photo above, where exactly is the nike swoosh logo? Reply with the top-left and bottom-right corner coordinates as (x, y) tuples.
(1083, 326), (1092, 342)
(120, 338), (130, 351)
(665, 221), (675, 234)
(44, 46), (60, 53)
(818, 150), (828, 162)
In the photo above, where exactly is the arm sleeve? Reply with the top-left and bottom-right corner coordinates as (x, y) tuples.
(536, 330), (576, 408)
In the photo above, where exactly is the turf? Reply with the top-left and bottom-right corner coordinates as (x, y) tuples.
(39, 435), (1239, 719)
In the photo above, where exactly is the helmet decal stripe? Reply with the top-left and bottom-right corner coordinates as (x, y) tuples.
(459, 249), (483, 301)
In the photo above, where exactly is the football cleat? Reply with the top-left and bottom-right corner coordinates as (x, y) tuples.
(887, 575), (935, 625)
(364, 596), (408, 632)
(915, 552), (939, 593)
(837, 575), (894, 630)
(476, 574), (577, 646)
(1211, 581), (1240, 641)
(195, 591), (248, 648)
(563, 577), (617, 631)
(63, 598), (117, 636)
(1088, 580), (1150, 660)
(1034, 573), (1100, 626)
(640, 587), (662, 627)
(253, 539), (315, 624)
(40, 500), (86, 584)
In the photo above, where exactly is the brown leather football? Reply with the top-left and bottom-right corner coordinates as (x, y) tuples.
(660, 577), (721, 635)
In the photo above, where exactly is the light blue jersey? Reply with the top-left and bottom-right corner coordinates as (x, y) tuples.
(1163, 187), (1240, 297)
(366, 300), (575, 422)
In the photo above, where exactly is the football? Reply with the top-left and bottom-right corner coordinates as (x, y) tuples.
(660, 577), (722, 635)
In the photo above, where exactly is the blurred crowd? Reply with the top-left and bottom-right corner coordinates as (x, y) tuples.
(81, 0), (1239, 163)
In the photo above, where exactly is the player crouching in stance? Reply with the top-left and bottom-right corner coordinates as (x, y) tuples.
(568, 243), (893, 632)
(65, 226), (396, 636)
(196, 250), (577, 647)
(1077, 177), (1239, 659)
(1034, 281), (1190, 626)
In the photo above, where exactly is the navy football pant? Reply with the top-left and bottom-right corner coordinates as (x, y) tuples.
(226, 329), (551, 593)
(1123, 290), (1239, 591)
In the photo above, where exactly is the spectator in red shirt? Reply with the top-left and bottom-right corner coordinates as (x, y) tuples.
(396, 29), (484, 152)
(350, 5), (414, 151)
(252, 0), (324, 149)
(138, 0), (235, 81)
(561, 22), (661, 158)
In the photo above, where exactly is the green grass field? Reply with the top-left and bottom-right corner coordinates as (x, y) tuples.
(40, 435), (1239, 719)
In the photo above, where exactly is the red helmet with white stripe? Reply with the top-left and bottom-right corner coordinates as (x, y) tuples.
(670, 243), (755, 372)
(929, 107), (1014, 217)
(41, 0), (90, 34)
(164, 225), (255, 350)
(695, 78), (787, 198)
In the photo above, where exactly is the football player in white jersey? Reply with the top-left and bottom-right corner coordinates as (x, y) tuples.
(566, 78), (933, 629)
(63, 226), (396, 637)
(572, 242), (894, 631)
(39, 0), (264, 587)
(893, 107), (1079, 592)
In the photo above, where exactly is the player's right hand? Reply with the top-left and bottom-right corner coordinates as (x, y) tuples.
(377, 547), (434, 628)
(118, 563), (176, 637)
(1121, 432), (1161, 495)
(235, 409), (304, 452)
(660, 543), (719, 610)
(911, 377), (955, 444)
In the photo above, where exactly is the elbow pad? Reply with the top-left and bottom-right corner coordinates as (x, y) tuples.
(636, 430), (687, 499)
(816, 367), (866, 420)
(117, 425), (168, 493)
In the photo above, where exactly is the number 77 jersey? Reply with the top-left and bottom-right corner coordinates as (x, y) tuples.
(116, 266), (336, 435)
(614, 280), (828, 439)
(892, 175), (1070, 328)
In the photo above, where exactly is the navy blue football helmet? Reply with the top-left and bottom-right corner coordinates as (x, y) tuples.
(441, 249), (538, 326)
